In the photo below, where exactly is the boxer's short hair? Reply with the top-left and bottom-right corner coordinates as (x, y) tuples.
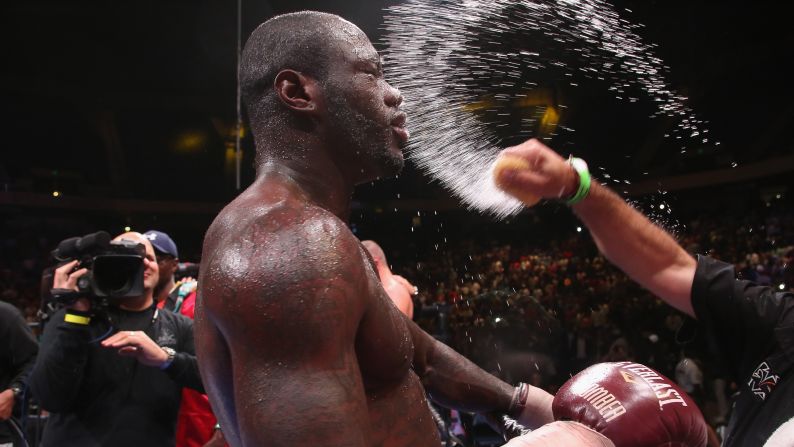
(241, 12), (339, 132)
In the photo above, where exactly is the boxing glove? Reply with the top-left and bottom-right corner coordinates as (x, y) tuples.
(552, 361), (707, 447)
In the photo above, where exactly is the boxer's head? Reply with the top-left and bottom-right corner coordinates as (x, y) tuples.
(241, 11), (406, 183)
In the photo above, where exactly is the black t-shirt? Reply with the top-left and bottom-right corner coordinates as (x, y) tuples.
(0, 301), (39, 443)
(29, 304), (202, 447)
(691, 255), (794, 446)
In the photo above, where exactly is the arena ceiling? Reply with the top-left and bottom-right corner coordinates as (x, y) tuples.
(1, 0), (792, 210)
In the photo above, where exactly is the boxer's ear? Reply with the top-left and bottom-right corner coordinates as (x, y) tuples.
(273, 69), (321, 116)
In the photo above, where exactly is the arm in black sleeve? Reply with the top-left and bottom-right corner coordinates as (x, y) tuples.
(692, 255), (787, 333)
(28, 310), (93, 412)
(163, 314), (204, 393)
(1, 303), (38, 394)
(691, 255), (792, 377)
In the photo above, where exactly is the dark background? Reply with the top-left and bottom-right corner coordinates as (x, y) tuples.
(1, 0), (792, 261)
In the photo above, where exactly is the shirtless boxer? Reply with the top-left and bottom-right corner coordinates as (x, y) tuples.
(194, 12), (553, 447)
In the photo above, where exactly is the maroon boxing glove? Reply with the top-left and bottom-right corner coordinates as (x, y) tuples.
(552, 361), (707, 447)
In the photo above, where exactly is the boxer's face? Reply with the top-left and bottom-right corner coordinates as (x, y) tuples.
(321, 26), (406, 182)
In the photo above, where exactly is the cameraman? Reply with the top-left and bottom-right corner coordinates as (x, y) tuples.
(29, 232), (204, 447)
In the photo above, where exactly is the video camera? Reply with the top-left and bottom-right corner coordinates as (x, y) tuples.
(46, 231), (146, 306)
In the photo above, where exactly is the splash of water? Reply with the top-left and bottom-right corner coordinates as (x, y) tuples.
(381, 0), (714, 218)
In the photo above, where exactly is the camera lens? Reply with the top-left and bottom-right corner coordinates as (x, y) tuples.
(93, 254), (144, 297)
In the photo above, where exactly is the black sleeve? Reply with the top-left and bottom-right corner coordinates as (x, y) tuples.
(0, 303), (38, 393)
(691, 255), (790, 377)
(164, 314), (205, 393)
(28, 310), (93, 412)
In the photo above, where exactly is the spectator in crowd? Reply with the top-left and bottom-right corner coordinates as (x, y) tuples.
(784, 248), (794, 292)
(0, 299), (38, 447)
(144, 230), (223, 447)
(144, 230), (181, 307)
(601, 336), (633, 363)
(361, 239), (417, 318)
(29, 232), (203, 447)
(674, 350), (705, 406)
(493, 138), (794, 446)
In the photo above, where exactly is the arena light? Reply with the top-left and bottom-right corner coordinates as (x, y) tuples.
(576, 226), (582, 233)
(52, 190), (60, 197)
(780, 284), (786, 290)
(124, 226), (131, 232)
(174, 130), (208, 153)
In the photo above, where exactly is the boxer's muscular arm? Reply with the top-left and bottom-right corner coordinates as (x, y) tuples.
(497, 139), (697, 317)
(200, 211), (371, 446)
(407, 320), (554, 429)
(407, 319), (517, 412)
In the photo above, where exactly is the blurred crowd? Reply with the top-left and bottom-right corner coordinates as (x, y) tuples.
(1, 211), (793, 438)
(0, 233), (51, 333)
(405, 212), (794, 429)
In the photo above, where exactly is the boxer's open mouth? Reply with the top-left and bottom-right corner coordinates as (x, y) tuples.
(392, 126), (409, 143)
(391, 112), (409, 143)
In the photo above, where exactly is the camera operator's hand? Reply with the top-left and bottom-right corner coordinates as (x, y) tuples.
(0, 389), (14, 420)
(53, 259), (91, 312)
(100, 330), (170, 368)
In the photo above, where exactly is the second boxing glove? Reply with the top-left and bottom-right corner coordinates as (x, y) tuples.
(552, 361), (708, 447)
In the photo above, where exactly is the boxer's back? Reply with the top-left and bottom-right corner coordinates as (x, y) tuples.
(196, 177), (439, 446)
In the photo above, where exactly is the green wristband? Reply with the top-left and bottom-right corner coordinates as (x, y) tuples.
(565, 157), (591, 205)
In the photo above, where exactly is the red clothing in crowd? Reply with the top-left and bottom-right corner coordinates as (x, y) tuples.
(158, 281), (221, 447)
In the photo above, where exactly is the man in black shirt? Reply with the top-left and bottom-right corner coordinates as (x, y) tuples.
(0, 300), (38, 446)
(29, 232), (203, 447)
(492, 138), (793, 446)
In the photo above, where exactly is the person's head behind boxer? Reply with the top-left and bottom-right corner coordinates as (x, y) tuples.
(361, 240), (388, 267)
(241, 11), (406, 183)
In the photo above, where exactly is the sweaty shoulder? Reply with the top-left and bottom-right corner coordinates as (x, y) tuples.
(199, 186), (370, 336)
